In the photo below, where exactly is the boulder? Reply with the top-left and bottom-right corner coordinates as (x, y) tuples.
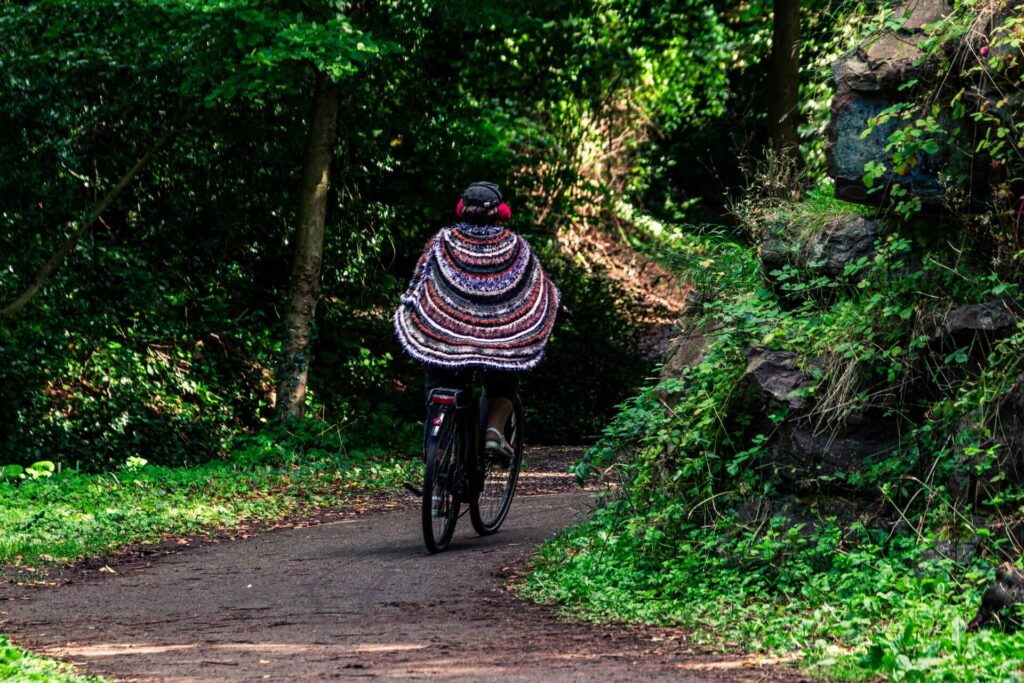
(969, 562), (1024, 631)
(898, 0), (952, 31)
(826, 0), (962, 211)
(761, 213), (886, 281)
(831, 0), (952, 95)
(659, 290), (718, 382)
(827, 89), (950, 208)
(765, 415), (902, 492)
(660, 318), (717, 381)
(741, 346), (904, 494)
(832, 33), (932, 96)
(931, 300), (1021, 362)
(939, 301), (1019, 338)
(809, 215), (885, 277)
(759, 229), (798, 281)
(743, 347), (813, 412)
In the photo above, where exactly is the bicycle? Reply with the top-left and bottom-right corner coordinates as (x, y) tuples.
(419, 384), (524, 553)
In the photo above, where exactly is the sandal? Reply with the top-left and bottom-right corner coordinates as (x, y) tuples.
(484, 427), (514, 466)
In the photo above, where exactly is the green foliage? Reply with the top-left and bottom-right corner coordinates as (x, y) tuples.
(0, 427), (417, 567)
(631, 1), (869, 222)
(0, 635), (104, 683)
(1, 0), (684, 466)
(856, 0), (1024, 273)
(526, 509), (1024, 682)
(0, 314), (275, 470)
(542, 201), (1024, 681)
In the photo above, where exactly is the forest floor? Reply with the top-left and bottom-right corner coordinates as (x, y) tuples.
(558, 217), (692, 358)
(0, 448), (808, 682)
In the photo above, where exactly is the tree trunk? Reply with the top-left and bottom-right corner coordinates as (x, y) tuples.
(768, 0), (803, 168)
(276, 70), (342, 421)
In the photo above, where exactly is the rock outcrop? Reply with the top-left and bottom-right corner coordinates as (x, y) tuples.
(743, 347), (812, 412)
(658, 290), (715, 381)
(765, 416), (902, 492)
(739, 346), (903, 493)
(930, 300), (1021, 369)
(969, 562), (1024, 631)
(761, 213), (886, 281)
(938, 301), (1019, 339)
(827, 0), (955, 210)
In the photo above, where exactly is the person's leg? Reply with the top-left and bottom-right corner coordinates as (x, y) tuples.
(486, 397), (513, 433)
(482, 371), (518, 435)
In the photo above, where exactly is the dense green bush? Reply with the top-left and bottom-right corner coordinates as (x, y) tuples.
(1, 0), (704, 468)
(535, 188), (1024, 680)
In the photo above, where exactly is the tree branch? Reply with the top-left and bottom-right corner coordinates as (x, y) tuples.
(1, 119), (183, 319)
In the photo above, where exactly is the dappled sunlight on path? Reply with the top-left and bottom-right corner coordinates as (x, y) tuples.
(2, 449), (803, 682)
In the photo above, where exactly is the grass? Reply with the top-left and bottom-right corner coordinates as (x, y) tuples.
(1, 441), (418, 568)
(523, 504), (1024, 682)
(1, 635), (105, 682)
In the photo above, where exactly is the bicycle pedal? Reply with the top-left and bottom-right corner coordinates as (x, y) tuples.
(402, 482), (423, 497)
(484, 451), (512, 469)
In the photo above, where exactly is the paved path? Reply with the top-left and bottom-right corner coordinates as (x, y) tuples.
(1, 450), (803, 682)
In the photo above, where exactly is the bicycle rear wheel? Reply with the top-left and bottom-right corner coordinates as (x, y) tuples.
(470, 394), (523, 535)
(422, 423), (460, 553)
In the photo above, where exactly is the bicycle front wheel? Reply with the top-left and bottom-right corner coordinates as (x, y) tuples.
(470, 394), (523, 535)
(422, 425), (460, 553)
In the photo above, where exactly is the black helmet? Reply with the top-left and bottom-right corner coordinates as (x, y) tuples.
(460, 181), (503, 209)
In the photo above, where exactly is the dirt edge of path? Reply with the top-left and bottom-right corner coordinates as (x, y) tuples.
(0, 446), (594, 595)
(2, 446), (813, 683)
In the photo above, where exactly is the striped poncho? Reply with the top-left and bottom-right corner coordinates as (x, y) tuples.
(393, 223), (560, 371)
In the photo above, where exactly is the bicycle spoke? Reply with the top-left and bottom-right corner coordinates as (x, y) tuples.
(470, 397), (522, 535)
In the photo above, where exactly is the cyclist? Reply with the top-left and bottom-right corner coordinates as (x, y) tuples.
(393, 181), (560, 461)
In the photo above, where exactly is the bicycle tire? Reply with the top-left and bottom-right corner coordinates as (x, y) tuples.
(422, 420), (460, 553)
(469, 393), (523, 535)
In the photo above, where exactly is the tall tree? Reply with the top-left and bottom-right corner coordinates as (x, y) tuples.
(276, 71), (341, 420)
(768, 0), (803, 167)
(171, 1), (399, 420)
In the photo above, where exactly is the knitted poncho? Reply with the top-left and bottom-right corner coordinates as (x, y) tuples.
(393, 223), (560, 371)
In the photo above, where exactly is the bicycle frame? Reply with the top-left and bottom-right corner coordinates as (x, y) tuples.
(424, 388), (478, 500)
(420, 384), (523, 551)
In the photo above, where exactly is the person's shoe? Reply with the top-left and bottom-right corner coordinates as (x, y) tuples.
(484, 427), (513, 467)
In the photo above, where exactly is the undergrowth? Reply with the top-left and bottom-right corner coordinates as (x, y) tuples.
(531, 192), (1024, 682)
(526, 508), (1024, 682)
(0, 635), (104, 683)
(0, 422), (419, 567)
